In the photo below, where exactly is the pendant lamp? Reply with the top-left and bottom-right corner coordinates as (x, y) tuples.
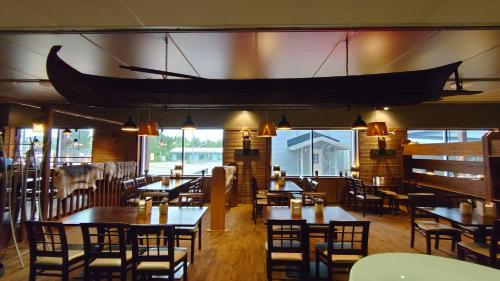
(63, 128), (72, 136)
(138, 110), (160, 136)
(351, 115), (367, 130)
(366, 122), (388, 136)
(277, 115), (292, 130)
(121, 117), (138, 132)
(258, 112), (276, 137)
(181, 115), (196, 130)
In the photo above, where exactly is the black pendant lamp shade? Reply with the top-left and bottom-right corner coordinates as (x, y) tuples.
(62, 128), (72, 135)
(121, 117), (139, 132)
(352, 115), (367, 130)
(277, 115), (292, 130)
(182, 115), (196, 130)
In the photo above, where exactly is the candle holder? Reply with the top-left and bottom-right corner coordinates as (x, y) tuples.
(273, 165), (280, 180)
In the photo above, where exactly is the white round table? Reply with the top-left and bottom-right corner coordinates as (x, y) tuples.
(349, 253), (500, 281)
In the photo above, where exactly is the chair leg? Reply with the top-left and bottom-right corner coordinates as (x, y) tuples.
(457, 245), (465, 260)
(435, 234), (440, 249)
(198, 227), (202, 250)
(425, 233), (432, 255)
(410, 227), (415, 248)
(362, 201), (366, 217)
(266, 260), (272, 281)
(327, 260), (333, 281)
(315, 252), (320, 280)
(379, 200), (383, 217)
(183, 260), (188, 281)
(62, 268), (69, 281)
(191, 233), (196, 263)
(29, 265), (36, 281)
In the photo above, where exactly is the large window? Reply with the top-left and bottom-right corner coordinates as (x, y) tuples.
(17, 128), (93, 166)
(271, 130), (354, 176)
(146, 129), (223, 175)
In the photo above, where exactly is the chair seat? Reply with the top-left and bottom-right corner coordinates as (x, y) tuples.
(356, 194), (381, 200)
(136, 248), (188, 271)
(416, 221), (461, 232)
(34, 250), (84, 266)
(458, 242), (500, 258)
(89, 250), (133, 268)
(309, 225), (329, 233)
(271, 252), (303, 261)
(315, 242), (362, 263)
(331, 254), (364, 263)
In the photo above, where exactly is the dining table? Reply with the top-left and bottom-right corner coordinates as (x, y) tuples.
(267, 180), (303, 193)
(55, 206), (208, 227)
(137, 178), (192, 200)
(349, 253), (500, 281)
(264, 206), (357, 225)
(417, 207), (498, 242)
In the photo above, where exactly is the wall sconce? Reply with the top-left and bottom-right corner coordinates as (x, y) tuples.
(241, 128), (251, 149)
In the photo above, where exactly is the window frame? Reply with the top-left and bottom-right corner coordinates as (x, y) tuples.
(271, 128), (356, 177)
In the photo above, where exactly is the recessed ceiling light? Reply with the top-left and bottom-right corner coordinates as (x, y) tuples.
(383, 107), (390, 111)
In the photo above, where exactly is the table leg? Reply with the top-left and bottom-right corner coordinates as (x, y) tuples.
(474, 225), (487, 243)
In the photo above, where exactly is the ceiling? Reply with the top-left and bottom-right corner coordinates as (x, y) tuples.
(1, 0), (499, 29)
(0, 29), (499, 105)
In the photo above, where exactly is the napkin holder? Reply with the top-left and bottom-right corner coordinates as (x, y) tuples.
(290, 199), (302, 217)
(159, 198), (169, 215)
(314, 199), (325, 216)
(137, 197), (153, 215)
(459, 202), (472, 215)
(161, 177), (170, 185)
(476, 201), (496, 218)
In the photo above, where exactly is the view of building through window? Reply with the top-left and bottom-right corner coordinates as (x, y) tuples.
(146, 129), (223, 175)
(271, 130), (353, 176)
(17, 128), (93, 166)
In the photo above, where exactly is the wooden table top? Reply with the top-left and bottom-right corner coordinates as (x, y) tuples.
(264, 206), (357, 225)
(55, 206), (208, 226)
(137, 179), (192, 192)
(268, 180), (303, 193)
(418, 207), (498, 227)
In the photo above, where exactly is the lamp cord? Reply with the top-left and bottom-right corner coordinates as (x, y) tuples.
(163, 35), (169, 79)
(345, 35), (349, 76)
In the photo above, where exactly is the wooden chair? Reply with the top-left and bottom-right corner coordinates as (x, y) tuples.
(80, 223), (132, 281)
(309, 180), (319, 192)
(266, 192), (290, 206)
(301, 192), (327, 206)
(353, 179), (383, 216)
(251, 176), (267, 224)
(304, 178), (313, 192)
(170, 177), (205, 206)
(134, 176), (147, 187)
(26, 221), (84, 281)
(315, 221), (370, 280)
(266, 219), (309, 280)
(408, 194), (462, 255)
(458, 219), (500, 269)
(121, 179), (139, 206)
(129, 225), (188, 281)
(174, 195), (203, 264)
(345, 178), (356, 206)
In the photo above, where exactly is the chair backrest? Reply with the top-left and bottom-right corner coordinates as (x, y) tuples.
(135, 176), (147, 187)
(408, 193), (437, 221)
(489, 220), (500, 264)
(26, 221), (69, 264)
(122, 179), (136, 191)
(267, 219), (308, 257)
(345, 178), (355, 193)
(267, 192), (290, 206)
(298, 176), (305, 188)
(250, 176), (259, 201)
(353, 179), (366, 197)
(188, 177), (204, 193)
(305, 178), (313, 191)
(129, 225), (176, 267)
(403, 179), (418, 193)
(326, 221), (370, 257)
(301, 192), (327, 206)
(80, 223), (127, 263)
(310, 180), (319, 192)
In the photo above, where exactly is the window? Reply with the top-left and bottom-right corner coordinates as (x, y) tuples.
(145, 129), (223, 175)
(17, 128), (93, 167)
(271, 130), (354, 176)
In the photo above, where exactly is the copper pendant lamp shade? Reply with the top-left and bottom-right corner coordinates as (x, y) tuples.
(351, 115), (367, 130)
(138, 121), (160, 136)
(257, 121), (277, 137)
(366, 122), (389, 136)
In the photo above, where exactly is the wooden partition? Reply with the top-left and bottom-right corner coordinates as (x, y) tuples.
(210, 164), (238, 231)
(403, 132), (500, 201)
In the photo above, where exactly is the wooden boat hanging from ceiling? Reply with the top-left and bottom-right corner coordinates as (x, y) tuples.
(46, 45), (479, 109)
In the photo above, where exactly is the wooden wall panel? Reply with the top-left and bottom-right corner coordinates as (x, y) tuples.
(403, 142), (483, 156)
(223, 130), (270, 203)
(92, 126), (138, 163)
(358, 129), (406, 183)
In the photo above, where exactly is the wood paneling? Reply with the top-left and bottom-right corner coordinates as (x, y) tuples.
(403, 142), (483, 156)
(410, 172), (485, 197)
(92, 126), (138, 163)
(408, 159), (484, 175)
(223, 130), (270, 203)
(358, 129), (406, 183)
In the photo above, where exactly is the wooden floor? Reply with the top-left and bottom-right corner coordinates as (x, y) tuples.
(0, 204), (469, 281)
